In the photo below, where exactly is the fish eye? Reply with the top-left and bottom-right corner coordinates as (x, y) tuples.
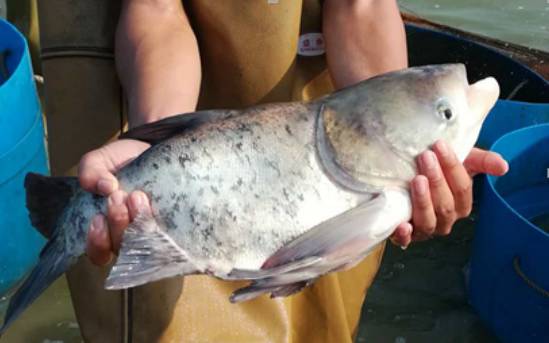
(436, 100), (454, 122)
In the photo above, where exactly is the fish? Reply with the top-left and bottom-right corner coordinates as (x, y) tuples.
(0, 64), (500, 334)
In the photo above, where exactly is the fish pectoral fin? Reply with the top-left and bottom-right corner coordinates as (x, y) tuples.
(105, 215), (195, 290)
(120, 109), (235, 144)
(262, 193), (398, 270)
(228, 191), (412, 302)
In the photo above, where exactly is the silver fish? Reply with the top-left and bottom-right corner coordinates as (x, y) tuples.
(0, 64), (499, 333)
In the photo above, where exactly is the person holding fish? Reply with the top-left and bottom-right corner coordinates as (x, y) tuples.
(77, 1), (508, 342)
(1, 0), (508, 342)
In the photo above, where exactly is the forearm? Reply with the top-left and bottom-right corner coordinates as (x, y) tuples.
(117, 0), (201, 128)
(323, 0), (407, 89)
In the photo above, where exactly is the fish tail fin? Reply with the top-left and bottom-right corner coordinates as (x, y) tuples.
(0, 173), (80, 335)
(0, 234), (75, 335)
(24, 172), (79, 238)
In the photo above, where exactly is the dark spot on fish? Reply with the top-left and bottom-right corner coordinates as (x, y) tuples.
(141, 180), (153, 189)
(224, 208), (238, 222)
(178, 153), (191, 168)
(191, 137), (197, 143)
(298, 193), (305, 201)
(282, 188), (290, 201)
(237, 178), (243, 186)
(285, 125), (292, 135)
(254, 193), (260, 199)
(201, 224), (214, 240)
(189, 206), (198, 224)
(152, 163), (159, 170)
(176, 193), (188, 203)
(163, 214), (176, 229)
(210, 186), (219, 195)
(237, 123), (252, 134)
(267, 160), (281, 177)
(198, 188), (204, 196)
(164, 156), (171, 164)
(202, 149), (214, 162)
(173, 202), (180, 212)
(236, 142), (243, 150)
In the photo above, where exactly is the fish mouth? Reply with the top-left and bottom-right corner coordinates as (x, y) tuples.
(453, 76), (500, 161)
(467, 76), (500, 125)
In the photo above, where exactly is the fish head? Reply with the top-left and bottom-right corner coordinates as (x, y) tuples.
(371, 63), (500, 162)
(320, 64), (499, 191)
(327, 64), (500, 162)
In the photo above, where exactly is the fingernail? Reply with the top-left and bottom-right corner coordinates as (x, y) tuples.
(108, 191), (125, 207)
(91, 215), (106, 233)
(436, 140), (449, 157)
(405, 223), (413, 236)
(413, 177), (427, 196)
(401, 224), (413, 250)
(501, 160), (509, 173)
(420, 151), (437, 170)
(133, 192), (150, 213)
(98, 178), (116, 195)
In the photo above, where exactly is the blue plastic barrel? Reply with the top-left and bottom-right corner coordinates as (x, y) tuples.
(0, 18), (48, 295)
(469, 124), (549, 342)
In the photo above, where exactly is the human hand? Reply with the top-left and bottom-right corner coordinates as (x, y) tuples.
(390, 140), (509, 248)
(78, 139), (152, 265)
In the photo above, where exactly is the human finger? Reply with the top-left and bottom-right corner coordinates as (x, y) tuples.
(127, 191), (152, 220)
(78, 150), (119, 196)
(86, 214), (113, 266)
(417, 150), (456, 236)
(433, 140), (473, 218)
(409, 175), (437, 237)
(390, 222), (413, 248)
(107, 190), (130, 253)
(464, 148), (509, 177)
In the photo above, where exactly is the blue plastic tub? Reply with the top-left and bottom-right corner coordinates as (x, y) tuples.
(478, 100), (549, 149)
(0, 18), (48, 295)
(469, 124), (549, 342)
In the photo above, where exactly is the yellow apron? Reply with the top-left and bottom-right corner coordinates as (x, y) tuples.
(37, 1), (386, 341)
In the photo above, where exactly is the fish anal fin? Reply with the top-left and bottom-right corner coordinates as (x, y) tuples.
(105, 215), (196, 290)
(229, 280), (313, 303)
(270, 281), (310, 298)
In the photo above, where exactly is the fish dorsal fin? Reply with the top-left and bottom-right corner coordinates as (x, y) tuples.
(105, 214), (196, 290)
(120, 109), (237, 145)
